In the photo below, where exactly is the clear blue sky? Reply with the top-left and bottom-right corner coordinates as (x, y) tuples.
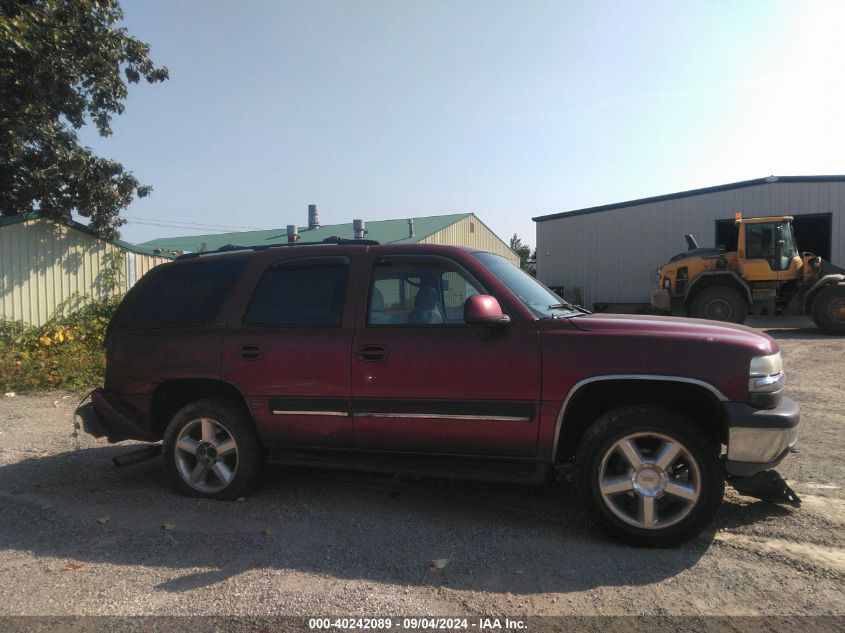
(79, 0), (845, 247)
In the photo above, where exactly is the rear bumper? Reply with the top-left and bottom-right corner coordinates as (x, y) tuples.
(75, 388), (154, 443)
(723, 397), (800, 476)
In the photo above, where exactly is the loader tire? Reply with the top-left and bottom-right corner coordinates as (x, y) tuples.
(811, 284), (845, 335)
(689, 286), (747, 324)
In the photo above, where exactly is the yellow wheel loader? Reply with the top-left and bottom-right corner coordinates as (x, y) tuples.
(652, 214), (845, 334)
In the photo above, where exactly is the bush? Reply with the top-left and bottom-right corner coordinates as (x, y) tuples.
(0, 296), (122, 394)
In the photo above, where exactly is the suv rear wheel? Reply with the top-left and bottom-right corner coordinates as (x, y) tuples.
(163, 398), (264, 500)
(575, 405), (724, 546)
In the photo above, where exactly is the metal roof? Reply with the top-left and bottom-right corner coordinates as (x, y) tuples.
(532, 175), (845, 223)
(136, 213), (473, 253)
(0, 211), (174, 257)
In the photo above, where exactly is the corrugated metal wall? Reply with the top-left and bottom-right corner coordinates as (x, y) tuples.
(0, 219), (169, 326)
(536, 181), (845, 308)
(422, 214), (520, 265)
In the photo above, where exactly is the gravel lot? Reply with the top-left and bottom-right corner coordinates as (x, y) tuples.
(0, 319), (843, 622)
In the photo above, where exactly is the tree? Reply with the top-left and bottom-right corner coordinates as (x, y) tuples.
(509, 233), (534, 273)
(0, 0), (168, 239)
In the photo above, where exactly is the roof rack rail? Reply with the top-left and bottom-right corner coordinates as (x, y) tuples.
(174, 236), (380, 260)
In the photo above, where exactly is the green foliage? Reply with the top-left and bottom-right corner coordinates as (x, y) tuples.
(0, 296), (122, 393)
(100, 250), (127, 296)
(509, 233), (535, 274)
(0, 0), (168, 239)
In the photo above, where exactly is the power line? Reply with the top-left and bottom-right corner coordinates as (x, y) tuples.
(125, 219), (281, 234)
(123, 216), (277, 231)
(125, 220), (237, 233)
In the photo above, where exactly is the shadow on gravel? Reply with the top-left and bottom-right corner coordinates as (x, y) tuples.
(763, 328), (833, 340)
(716, 493), (794, 529)
(0, 445), (715, 595)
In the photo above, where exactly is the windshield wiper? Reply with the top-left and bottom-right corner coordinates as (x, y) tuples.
(548, 302), (591, 315)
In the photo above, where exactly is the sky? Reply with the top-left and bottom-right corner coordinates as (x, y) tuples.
(78, 0), (845, 248)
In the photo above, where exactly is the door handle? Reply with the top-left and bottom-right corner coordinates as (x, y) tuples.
(357, 345), (388, 362)
(238, 344), (263, 360)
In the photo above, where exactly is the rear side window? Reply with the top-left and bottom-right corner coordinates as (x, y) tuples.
(112, 258), (247, 331)
(243, 258), (349, 326)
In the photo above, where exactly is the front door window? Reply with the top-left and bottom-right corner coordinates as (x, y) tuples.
(368, 256), (483, 326)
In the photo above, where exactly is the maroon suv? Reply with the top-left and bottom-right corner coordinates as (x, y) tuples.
(77, 239), (799, 546)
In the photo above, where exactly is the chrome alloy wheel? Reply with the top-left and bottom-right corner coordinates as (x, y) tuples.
(174, 418), (239, 493)
(598, 432), (701, 530)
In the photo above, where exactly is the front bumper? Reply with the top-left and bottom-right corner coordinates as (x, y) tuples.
(75, 388), (154, 443)
(724, 396), (800, 476)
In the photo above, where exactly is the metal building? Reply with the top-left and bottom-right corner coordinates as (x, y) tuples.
(0, 213), (173, 326)
(138, 210), (520, 266)
(533, 175), (845, 310)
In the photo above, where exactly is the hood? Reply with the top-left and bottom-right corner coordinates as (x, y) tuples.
(669, 247), (721, 262)
(566, 313), (776, 354)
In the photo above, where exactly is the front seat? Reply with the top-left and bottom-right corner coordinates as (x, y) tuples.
(407, 286), (444, 324)
(369, 287), (393, 324)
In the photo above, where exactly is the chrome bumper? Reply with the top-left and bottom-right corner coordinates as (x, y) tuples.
(723, 397), (800, 477)
(728, 426), (799, 463)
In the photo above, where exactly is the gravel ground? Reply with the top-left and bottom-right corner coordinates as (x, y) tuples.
(0, 320), (843, 621)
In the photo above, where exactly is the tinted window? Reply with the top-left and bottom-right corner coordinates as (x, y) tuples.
(746, 223), (777, 261)
(244, 260), (348, 326)
(112, 258), (247, 331)
(745, 222), (795, 271)
(368, 257), (482, 326)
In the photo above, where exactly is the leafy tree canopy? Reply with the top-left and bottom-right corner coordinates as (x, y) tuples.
(509, 233), (534, 272)
(0, 0), (168, 239)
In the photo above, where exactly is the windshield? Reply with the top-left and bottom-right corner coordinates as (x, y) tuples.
(472, 252), (585, 318)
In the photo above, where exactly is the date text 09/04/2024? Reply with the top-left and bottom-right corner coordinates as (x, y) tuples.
(307, 617), (527, 630)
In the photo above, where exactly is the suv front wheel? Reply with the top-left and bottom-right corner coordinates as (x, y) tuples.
(163, 398), (264, 500)
(575, 405), (724, 546)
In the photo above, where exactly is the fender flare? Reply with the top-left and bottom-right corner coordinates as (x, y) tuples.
(551, 375), (729, 462)
(804, 274), (845, 312)
(683, 270), (753, 305)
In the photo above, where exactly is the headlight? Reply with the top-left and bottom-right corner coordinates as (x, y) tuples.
(749, 352), (785, 407)
(750, 352), (782, 380)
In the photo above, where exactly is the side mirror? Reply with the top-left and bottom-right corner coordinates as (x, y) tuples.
(464, 295), (511, 327)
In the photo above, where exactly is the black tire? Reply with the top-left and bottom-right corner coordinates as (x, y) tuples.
(163, 398), (264, 500)
(689, 286), (748, 324)
(811, 285), (845, 335)
(575, 405), (725, 547)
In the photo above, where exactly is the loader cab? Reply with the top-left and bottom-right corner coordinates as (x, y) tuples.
(736, 216), (802, 281)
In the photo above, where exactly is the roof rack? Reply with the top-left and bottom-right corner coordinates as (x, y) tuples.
(174, 236), (380, 260)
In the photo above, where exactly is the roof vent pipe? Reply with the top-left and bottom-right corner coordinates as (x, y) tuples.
(408, 218), (415, 238)
(308, 204), (320, 229)
(287, 225), (299, 243)
(353, 219), (366, 240)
